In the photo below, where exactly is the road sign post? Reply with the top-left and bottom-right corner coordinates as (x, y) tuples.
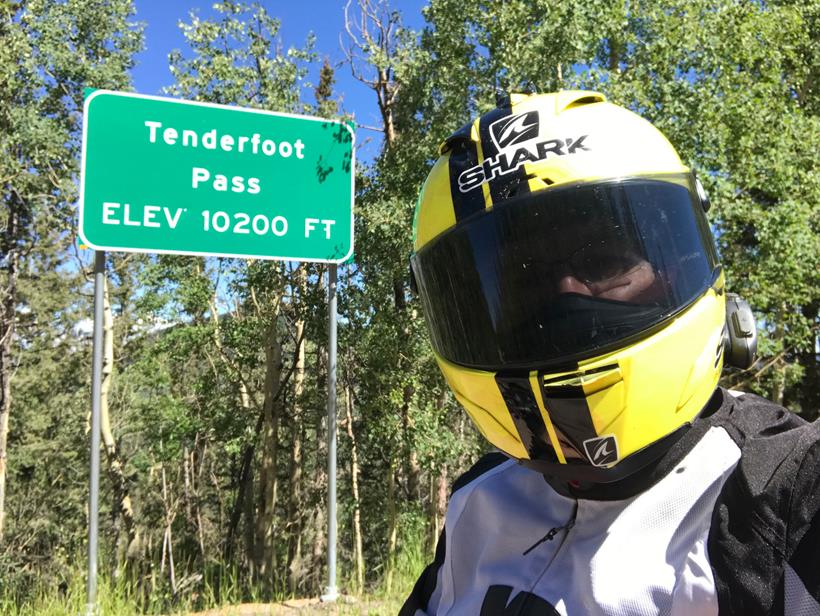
(86, 250), (105, 616)
(80, 91), (353, 611)
(322, 263), (339, 602)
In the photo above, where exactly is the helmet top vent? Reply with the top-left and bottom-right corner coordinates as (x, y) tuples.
(556, 91), (606, 113)
(439, 121), (475, 155)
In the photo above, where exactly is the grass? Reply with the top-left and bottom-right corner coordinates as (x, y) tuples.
(2, 520), (430, 615)
(0, 547), (424, 616)
(1, 579), (408, 616)
(1, 572), (144, 616)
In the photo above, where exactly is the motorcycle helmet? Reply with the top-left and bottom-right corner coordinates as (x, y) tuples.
(410, 91), (746, 483)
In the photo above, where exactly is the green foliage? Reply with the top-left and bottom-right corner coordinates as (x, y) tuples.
(167, 0), (316, 112)
(2, 0), (818, 613)
(1, 0), (143, 604)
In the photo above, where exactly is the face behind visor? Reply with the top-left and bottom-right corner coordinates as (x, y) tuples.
(411, 91), (727, 483)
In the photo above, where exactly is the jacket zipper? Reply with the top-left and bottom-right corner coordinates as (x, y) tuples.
(516, 505), (579, 616)
(522, 516), (576, 556)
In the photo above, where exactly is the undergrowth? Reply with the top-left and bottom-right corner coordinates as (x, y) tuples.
(1, 529), (426, 616)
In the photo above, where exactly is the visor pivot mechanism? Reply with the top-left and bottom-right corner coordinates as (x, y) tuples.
(724, 293), (757, 369)
(694, 175), (711, 212)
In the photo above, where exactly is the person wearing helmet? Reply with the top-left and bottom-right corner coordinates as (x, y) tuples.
(401, 91), (820, 615)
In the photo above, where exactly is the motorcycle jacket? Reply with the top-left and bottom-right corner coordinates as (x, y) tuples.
(401, 389), (820, 615)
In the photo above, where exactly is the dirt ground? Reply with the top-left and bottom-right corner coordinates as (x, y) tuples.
(184, 596), (398, 615)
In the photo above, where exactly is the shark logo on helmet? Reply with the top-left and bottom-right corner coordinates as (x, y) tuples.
(582, 435), (619, 467)
(490, 111), (540, 150)
(458, 134), (591, 193)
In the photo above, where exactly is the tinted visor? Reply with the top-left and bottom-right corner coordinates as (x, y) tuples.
(411, 175), (719, 369)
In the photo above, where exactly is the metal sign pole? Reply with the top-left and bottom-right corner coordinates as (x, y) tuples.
(86, 250), (105, 616)
(322, 263), (339, 602)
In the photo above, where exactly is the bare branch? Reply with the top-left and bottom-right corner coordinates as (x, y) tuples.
(355, 123), (386, 133)
(341, 0), (404, 146)
(727, 346), (794, 390)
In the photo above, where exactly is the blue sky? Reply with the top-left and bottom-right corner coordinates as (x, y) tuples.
(131, 0), (428, 161)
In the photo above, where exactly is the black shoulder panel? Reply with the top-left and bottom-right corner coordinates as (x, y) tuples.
(452, 451), (509, 494)
(783, 426), (820, 609)
(708, 391), (820, 615)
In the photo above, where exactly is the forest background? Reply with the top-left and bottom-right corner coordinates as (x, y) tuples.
(1, 0), (818, 614)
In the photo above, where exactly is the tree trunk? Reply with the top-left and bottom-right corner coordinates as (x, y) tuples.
(309, 340), (328, 592)
(224, 406), (259, 567)
(430, 394), (448, 556)
(385, 459), (398, 593)
(218, 290), (258, 566)
(310, 504), (326, 594)
(0, 273), (14, 543)
(379, 65), (397, 146)
(429, 467), (448, 558)
(286, 425), (303, 595)
(243, 463), (255, 575)
(0, 197), (19, 542)
(287, 275), (306, 595)
(159, 454), (177, 595)
(191, 440), (206, 564)
(99, 276), (139, 567)
(401, 385), (421, 503)
(344, 381), (364, 594)
(255, 321), (283, 580)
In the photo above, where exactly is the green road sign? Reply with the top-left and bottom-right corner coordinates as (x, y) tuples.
(79, 91), (354, 262)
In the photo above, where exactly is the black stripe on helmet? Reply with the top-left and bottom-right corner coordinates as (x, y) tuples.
(447, 124), (485, 222)
(478, 105), (531, 205)
(538, 372), (599, 460)
(496, 372), (556, 461)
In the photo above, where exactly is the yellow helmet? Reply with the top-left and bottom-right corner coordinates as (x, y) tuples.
(410, 91), (733, 483)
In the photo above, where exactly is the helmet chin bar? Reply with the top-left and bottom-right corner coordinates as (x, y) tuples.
(723, 293), (757, 370)
(517, 424), (691, 484)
